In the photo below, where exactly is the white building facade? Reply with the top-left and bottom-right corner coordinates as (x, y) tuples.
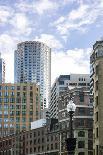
(14, 41), (51, 109)
(0, 53), (5, 83)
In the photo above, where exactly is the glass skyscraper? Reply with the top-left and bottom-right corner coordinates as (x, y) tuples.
(14, 41), (51, 109)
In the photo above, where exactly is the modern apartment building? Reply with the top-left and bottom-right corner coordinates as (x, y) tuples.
(49, 74), (90, 119)
(14, 41), (51, 109)
(0, 83), (40, 137)
(58, 87), (93, 155)
(90, 40), (103, 155)
(0, 53), (5, 83)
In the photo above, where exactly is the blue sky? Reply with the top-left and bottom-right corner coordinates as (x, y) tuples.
(0, 0), (103, 84)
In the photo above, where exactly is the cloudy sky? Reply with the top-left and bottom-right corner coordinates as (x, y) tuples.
(0, 0), (103, 84)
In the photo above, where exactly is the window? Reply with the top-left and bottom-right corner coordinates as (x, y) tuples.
(34, 132), (36, 137)
(95, 112), (98, 122)
(34, 139), (36, 145)
(23, 86), (27, 91)
(78, 131), (85, 137)
(51, 136), (53, 141)
(95, 81), (98, 91)
(96, 65), (98, 75)
(17, 92), (20, 97)
(47, 144), (49, 150)
(0, 86), (2, 90)
(11, 92), (14, 96)
(34, 147), (36, 152)
(79, 92), (84, 102)
(42, 138), (44, 142)
(38, 131), (40, 136)
(11, 86), (15, 90)
(78, 152), (85, 155)
(78, 108), (85, 115)
(96, 145), (98, 155)
(51, 144), (53, 150)
(96, 128), (98, 138)
(95, 96), (98, 106)
(42, 146), (44, 151)
(59, 81), (64, 85)
(78, 141), (85, 148)
(55, 143), (58, 149)
(0, 92), (2, 96)
(17, 86), (20, 90)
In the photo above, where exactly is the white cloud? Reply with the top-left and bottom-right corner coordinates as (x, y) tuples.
(53, 1), (103, 35)
(33, 0), (59, 15)
(0, 6), (13, 25)
(10, 13), (32, 35)
(69, 4), (88, 20)
(15, 0), (59, 15)
(0, 34), (17, 54)
(51, 48), (90, 84)
(35, 34), (63, 49)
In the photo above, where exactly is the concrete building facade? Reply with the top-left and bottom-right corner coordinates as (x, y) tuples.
(90, 40), (103, 155)
(0, 83), (40, 137)
(14, 41), (51, 109)
(49, 74), (90, 119)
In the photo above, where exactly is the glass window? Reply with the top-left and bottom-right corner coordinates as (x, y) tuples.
(0, 98), (2, 103)
(79, 92), (84, 102)
(11, 92), (14, 96)
(78, 131), (85, 137)
(17, 86), (20, 90)
(11, 86), (15, 90)
(0, 92), (2, 96)
(78, 152), (85, 155)
(5, 86), (8, 90)
(78, 141), (85, 148)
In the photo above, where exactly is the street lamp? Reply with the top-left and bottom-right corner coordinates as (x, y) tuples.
(66, 100), (76, 155)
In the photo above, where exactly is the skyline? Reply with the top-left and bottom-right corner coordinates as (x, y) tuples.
(0, 0), (103, 84)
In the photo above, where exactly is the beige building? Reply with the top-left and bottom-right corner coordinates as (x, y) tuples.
(90, 40), (103, 155)
(0, 83), (40, 137)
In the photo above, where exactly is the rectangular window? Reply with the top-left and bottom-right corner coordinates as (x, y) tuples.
(96, 112), (98, 122)
(79, 92), (84, 102)
(96, 128), (98, 138)
(95, 81), (98, 91)
(96, 145), (98, 155)
(95, 96), (98, 106)
(96, 65), (98, 75)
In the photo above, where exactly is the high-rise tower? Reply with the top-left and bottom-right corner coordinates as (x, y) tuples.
(0, 53), (5, 83)
(90, 40), (103, 155)
(14, 41), (51, 109)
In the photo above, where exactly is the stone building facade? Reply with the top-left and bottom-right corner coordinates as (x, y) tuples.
(58, 87), (93, 155)
(90, 40), (103, 155)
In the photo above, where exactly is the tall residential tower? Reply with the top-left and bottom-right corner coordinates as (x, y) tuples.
(0, 53), (5, 83)
(14, 41), (51, 109)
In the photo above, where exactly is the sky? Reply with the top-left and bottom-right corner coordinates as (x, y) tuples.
(0, 0), (103, 85)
